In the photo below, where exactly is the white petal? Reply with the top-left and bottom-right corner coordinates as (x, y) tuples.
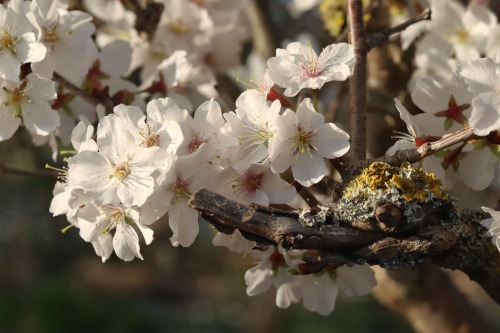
(310, 123), (350, 159)
(136, 222), (154, 245)
(92, 234), (113, 263)
(386, 140), (415, 156)
(100, 40), (132, 76)
(291, 153), (326, 187)
(301, 273), (339, 315)
(469, 92), (500, 135)
(67, 150), (111, 189)
(268, 136), (295, 174)
(458, 58), (499, 95)
(296, 99), (325, 132)
(22, 102), (59, 136)
(168, 203), (199, 247)
(411, 78), (449, 113)
(459, 148), (496, 191)
(336, 265), (376, 297)
(261, 171), (296, 204)
(244, 259), (273, 296)
(0, 109), (21, 141)
(275, 268), (301, 308)
(113, 223), (142, 261)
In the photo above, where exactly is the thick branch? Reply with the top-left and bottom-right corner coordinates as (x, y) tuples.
(347, 0), (368, 162)
(366, 8), (431, 51)
(189, 189), (500, 303)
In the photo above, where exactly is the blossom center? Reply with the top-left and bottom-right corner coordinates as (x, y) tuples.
(139, 125), (160, 147)
(455, 29), (470, 43)
(270, 249), (286, 269)
(43, 22), (61, 49)
(189, 134), (205, 153)
(434, 94), (469, 125)
(112, 161), (131, 181)
(293, 127), (316, 154)
(299, 45), (324, 78)
(239, 117), (273, 151)
(0, 29), (18, 55)
(231, 173), (263, 197)
(169, 21), (190, 34)
(171, 178), (190, 204)
(98, 205), (126, 235)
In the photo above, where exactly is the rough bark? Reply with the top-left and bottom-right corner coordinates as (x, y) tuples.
(189, 189), (500, 304)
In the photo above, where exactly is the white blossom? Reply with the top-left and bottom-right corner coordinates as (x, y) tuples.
(31, 0), (97, 82)
(76, 203), (153, 261)
(0, 0), (46, 80)
(224, 90), (281, 173)
(268, 98), (350, 186)
(456, 57), (500, 136)
(267, 41), (354, 97)
(67, 113), (173, 207)
(110, 100), (184, 153)
(140, 146), (217, 247)
(213, 164), (296, 206)
(0, 73), (58, 141)
(480, 207), (500, 253)
(431, 1), (496, 61)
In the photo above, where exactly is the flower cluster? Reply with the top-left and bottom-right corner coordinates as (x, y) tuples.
(0, 0), (396, 316)
(52, 82), (352, 257)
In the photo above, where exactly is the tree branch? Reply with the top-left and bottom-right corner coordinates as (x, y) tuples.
(366, 8), (431, 51)
(189, 189), (500, 303)
(53, 72), (114, 114)
(366, 126), (475, 167)
(0, 163), (57, 178)
(347, 0), (368, 162)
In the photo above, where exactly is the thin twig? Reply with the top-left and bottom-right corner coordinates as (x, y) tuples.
(53, 72), (114, 114)
(0, 163), (57, 178)
(367, 8), (431, 51)
(347, 0), (368, 163)
(367, 126), (475, 167)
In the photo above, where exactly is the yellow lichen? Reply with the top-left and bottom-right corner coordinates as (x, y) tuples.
(343, 162), (449, 202)
(319, 0), (371, 38)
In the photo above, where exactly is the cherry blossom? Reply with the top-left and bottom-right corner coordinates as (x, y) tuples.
(67, 113), (173, 207)
(76, 203), (153, 261)
(139, 147), (217, 247)
(431, 1), (496, 61)
(267, 41), (354, 97)
(0, 73), (58, 141)
(30, 0), (97, 82)
(456, 57), (500, 136)
(0, 0), (46, 80)
(110, 100), (184, 153)
(268, 98), (350, 186)
(213, 164), (296, 206)
(224, 90), (281, 173)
